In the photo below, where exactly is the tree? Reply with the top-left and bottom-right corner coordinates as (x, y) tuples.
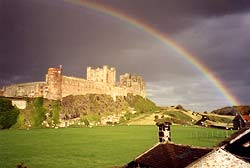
(52, 100), (60, 125)
(31, 97), (46, 127)
(0, 98), (19, 129)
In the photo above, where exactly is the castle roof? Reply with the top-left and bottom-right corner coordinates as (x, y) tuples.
(242, 115), (250, 122)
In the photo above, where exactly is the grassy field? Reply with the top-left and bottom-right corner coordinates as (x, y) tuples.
(0, 126), (235, 168)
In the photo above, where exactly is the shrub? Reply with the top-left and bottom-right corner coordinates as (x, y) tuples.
(119, 116), (126, 123)
(52, 100), (60, 125)
(124, 112), (133, 120)
(83, 118), (90, 127)
(12, 113), (25, 129)
(0, 98), (19, 129)
(31, 97), (46, 127)
(17, 162), (28, 168)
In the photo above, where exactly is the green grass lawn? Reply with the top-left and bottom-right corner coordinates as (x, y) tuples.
(0, 126), (235, 168)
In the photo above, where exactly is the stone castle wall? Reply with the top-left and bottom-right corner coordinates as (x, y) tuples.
(2, 65), (146, 100)
(3, 82), (46, 98)
(61, 76), (127, 99)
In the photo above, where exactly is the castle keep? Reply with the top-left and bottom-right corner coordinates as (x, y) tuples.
(2, 65), (146, 100)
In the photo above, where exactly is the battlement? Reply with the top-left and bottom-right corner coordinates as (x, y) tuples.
(3, 82), (46, 88)
(48, 67), (61, 72)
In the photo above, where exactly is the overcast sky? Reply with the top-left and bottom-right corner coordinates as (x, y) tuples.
(1, 0), (250, 111)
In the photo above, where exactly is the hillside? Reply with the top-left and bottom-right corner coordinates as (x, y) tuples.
(7, 94), (158, 128)
(126, 105), (234, 128)
(2, 96), (237, 129)
(211, 106), (250, 115)
(127, 106), (200, 125)
(61, 94), (158, 123)
(61, 94), (129, 117)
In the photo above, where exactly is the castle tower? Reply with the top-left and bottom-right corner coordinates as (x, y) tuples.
(103, 65), (108, 83)
(86, 65), (116, 85)
(87, 66), (92, 81)
(120, 73), (131, 87)
(45, 66), (62, 100)
(120, 73), (146, 98)
(109, 67), (116, 85)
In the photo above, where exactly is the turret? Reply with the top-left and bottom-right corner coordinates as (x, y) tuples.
(45, 66), (62, 100)
(109, 67), (116, 85)
(87, 66), (92, 81)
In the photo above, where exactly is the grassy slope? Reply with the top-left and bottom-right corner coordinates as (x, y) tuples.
(201, 113), (234, 127)
(125, 95), (158, 114)
(163, 111), (193, 121)
(128, 114), (156, 125)
(127, 106), (234, 126)
(0, 126), (235, 168)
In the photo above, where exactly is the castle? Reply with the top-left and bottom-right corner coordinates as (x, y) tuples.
(1, 65), (146, 100)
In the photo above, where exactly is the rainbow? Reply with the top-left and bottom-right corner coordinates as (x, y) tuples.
(66, 0), (240, 106)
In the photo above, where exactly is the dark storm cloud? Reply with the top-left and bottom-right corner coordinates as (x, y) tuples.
(91, 0), (250, 34)
(0, 0), (198, 83)
(0, 0), (152, 82)
(172, 13), (250, 105)
(1, 0), (250, 111)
